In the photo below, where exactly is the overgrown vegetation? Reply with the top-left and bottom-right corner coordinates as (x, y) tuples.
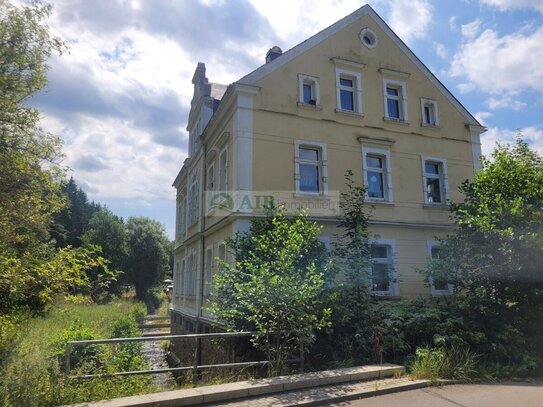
(209, 207), (331, 376)
(0, 299), (154, 407)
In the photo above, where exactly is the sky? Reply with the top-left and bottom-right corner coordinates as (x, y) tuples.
(26, 0), (543, 238)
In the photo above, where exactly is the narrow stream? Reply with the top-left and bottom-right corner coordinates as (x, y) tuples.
(140, 314), (175, 390)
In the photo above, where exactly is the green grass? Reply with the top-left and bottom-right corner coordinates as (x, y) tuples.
(0, 297), (156, 407)
(409, 345), (478, 383)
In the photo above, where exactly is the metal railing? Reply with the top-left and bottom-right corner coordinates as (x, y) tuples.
(65, 331), (301, 379)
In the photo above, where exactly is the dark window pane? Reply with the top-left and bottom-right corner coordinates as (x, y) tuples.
(300, 164), (319, 192)
(299, 147), (318, 161)
(424, 106), (431, 124)
(433, 277), (448, 290)
(340, 89), (354, 111)
(430, 246), (441, 259)
(366, 156), (382, 168)
(386, 87), (398, 96)
(372, 263), (389, 291)
(387, 98), (400, 118)
(340, 78), (353, 87)
(425, 163), (440, 174)
(371, 245), (388, 259)
(303, 84), (312, 103)
(367, 171), (384, 198)
(426, 177), (442, 203)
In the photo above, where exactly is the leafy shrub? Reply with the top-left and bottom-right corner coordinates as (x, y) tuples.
(131, 302), (147, 324)
(410, 345), (477, 382)
(51, 320), (104, 372)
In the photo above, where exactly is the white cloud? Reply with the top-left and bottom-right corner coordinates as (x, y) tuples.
(386, 0), (433, 44)
(486, 95), (527, 111)
(248, 0), (363, 45)
(449, 26), (543, 94)
(482, 126), (543, 156)
(449, 16), (458, 31)
(480, 0), (543, 14)
(460, 19), (482, 39)
(433, 42), (449, 59)
(474, 111), (493, 126)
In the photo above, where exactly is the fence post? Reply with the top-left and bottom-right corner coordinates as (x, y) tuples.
(65, 343), (72, 373)
(299, 343), (304, 373)
(192, 335), (201, 383)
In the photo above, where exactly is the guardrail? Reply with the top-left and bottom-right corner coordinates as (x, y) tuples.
(65, 331), (302, 379)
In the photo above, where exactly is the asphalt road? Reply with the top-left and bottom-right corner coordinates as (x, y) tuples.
(328, 381), (543, 407)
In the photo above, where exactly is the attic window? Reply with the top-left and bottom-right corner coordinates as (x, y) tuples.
(359, 28), (377, 49)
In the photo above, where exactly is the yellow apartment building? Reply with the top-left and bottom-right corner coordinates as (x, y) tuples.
(171, 5), (486, 333)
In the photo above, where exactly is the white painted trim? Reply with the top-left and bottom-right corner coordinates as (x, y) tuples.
(421, 156), (449, 206)
(359, 27), (378, 49)
(382, 78), (408, 122)
(237, 5), (482, 127)
(362, 146), (393, 202)
(298, 73), (321, 106)
(294, 140), (329, 195)
(427, 241), (454, 296)
(331, 57), (366, 69)
(370, 239), (399, 296)
(469, 129), (483, 171)
(232, 86), (255, 202)
(420, 98), (439, 127)
(379, 68), (410, 79)
(335, 67), (363, 114)
(206, 162), (215, 213)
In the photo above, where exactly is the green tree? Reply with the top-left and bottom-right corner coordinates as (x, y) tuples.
(209, 207), (331, 375)
(331, 170), (373, 290)
(82, 209), (127, 272)
(52, 177), (102, 248)
(420, 139), (543, 372)
(0, 0), (67, 249)
(425, 139), (543, 305)
(125, 217), (171, 300)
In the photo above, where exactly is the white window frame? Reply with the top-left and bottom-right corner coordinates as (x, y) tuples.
(298, 74), (321, 107)
(421, 157), (448, 205)
(421, 98), (439, 127)
(370, 239), (398, 296)
(176, 195), (186, 239)
(174, 261), (181, 296)
(204, 246), (213, 297)
(219, 146), (228, 192)
(383, 79), (408, 121)
(427, 241), (453, 296)
(335, 68), (363, 114)
(362, 147), (393, 202)
(206, 162), (215, 212)
(177, 258), (185, 297)
(185, 249), (197, 297)
(294, 140), (328, 196)
(188, 172), (200, 226)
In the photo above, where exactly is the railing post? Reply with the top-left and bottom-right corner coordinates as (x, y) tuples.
(192, 335), (201, 383)
(65, 343), (72, 373)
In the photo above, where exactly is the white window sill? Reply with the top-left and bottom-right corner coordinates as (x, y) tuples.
(335, 108), (364, 117)
(423, 203), (448, 209)
(383, 117), (409, 125)
(294, 192), (331, 200)
(422, 123), (440, 129)
(297, 101), (322, 110)
(366, 199), (394, 206)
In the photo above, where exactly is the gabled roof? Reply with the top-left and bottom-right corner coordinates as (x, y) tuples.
(238, 4), (482, 128)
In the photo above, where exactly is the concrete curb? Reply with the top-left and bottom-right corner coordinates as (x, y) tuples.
(66, 364), (404, 407)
